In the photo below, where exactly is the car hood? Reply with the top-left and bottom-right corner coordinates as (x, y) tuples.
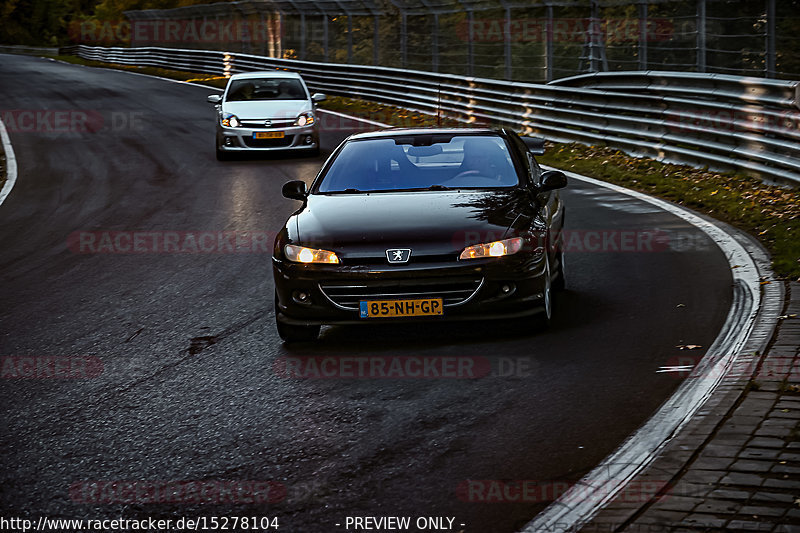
(222, 100), (310, 120)
(292, 189), (537, 258)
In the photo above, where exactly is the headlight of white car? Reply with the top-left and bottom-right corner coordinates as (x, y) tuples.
(294, 113), (315, 127)
(221, 114), (240, 127)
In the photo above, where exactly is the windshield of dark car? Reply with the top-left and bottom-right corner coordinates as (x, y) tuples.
(225, 78), (307, 101)
(316, 135), (520, 193)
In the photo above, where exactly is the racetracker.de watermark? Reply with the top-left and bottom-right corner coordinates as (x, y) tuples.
(455, 17), (674, 43)
(69, 480), (286, 504)
(68, 231), (277, 254)
(452, 229), (712, 253)
(69, 19), (282, 45)
(0, 109), (144, 133)
(273, 356), (537, 379)
(1, 356), (104, 379)
(456, 479), (671, 504)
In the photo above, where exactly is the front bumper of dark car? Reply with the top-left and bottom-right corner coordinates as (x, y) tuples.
(273, 253), (550, 327)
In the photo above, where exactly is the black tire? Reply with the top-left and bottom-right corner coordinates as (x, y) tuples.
(552, 248), (566, 291)
(534, 260), (554, 330)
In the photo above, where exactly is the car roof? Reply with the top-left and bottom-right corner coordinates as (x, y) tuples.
(228, 71), (303, 81)
(346, 127), (505, 141)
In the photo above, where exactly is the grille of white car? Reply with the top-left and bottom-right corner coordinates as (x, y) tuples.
(239, 119), (296, 129)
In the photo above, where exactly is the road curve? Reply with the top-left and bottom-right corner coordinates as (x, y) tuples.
(0, 54), (734, 532)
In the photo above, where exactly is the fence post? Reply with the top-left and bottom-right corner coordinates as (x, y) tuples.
(300, 12), (306, 60)
(374, 15), (379, 66)
(401, 12), (407, 68)
(347, 15), (353, 63)
(765, 0), (775, 78)
(432, 13), (439, 72)
(323, 15), (329, 61)
(696, 0), (706, 72)
(638, 1), (648, 70)
(546, 3), (553, 82)
(467, 9), (474, 77)
(276, 12), (283, 58)
(504, 5), (511, 79)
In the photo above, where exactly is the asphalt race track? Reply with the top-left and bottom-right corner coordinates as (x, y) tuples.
(0, 54), (734, 533)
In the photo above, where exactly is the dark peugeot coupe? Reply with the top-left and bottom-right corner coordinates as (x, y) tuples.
(273, 128), (567, 342)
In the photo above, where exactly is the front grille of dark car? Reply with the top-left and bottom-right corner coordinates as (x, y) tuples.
(343, 254), (457, 265)
(240, 119), (295, 129)
(318, 278), (484, 311)
(243, 135), (294, 148)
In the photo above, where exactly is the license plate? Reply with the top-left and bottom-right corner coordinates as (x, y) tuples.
(360, 298), (443, 319)
(253, 131), (284, 139)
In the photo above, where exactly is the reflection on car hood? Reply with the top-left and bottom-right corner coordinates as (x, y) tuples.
(294, 189), (536, 257)
(222, 100), (310, 119)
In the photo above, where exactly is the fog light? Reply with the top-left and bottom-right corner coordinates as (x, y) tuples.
(293, 290), (311, 304)
(501, 283), (514, 294)
(304, 135), (313, 145)
(224, 137), (234, 146)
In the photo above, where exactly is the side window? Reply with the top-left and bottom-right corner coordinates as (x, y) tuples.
(508, 132), (537, 187)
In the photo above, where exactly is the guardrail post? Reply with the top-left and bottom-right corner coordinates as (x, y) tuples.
(638, 1), (648, 70)
(696, 0), (706, 72)
(766, 0), (776, 78)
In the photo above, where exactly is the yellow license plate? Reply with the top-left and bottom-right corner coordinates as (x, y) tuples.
(360, 298), (443, 318)
(253, 131), (284, 139)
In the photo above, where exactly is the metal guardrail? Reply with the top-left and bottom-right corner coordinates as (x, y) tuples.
(61, 44), (800, 186)
(552, 71), (800, 111)
(0, 45), (60, 56)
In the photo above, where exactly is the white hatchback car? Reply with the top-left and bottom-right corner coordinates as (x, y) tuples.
(207, 71), (326, 160)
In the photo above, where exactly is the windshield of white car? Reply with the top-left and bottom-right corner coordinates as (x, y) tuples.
(225, 78), (308, 101)
(316, 135), (520, 193)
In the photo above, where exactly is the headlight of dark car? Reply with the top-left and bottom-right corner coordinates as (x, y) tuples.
(285, 244), (339, 264)
(458, 237), (524, 260)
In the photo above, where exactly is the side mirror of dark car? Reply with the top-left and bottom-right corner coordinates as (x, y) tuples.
(522, 136), (545, 155)
(282, 180), (307, 200)
(207, 94), (222, 104)
(539, 170), (567, 192)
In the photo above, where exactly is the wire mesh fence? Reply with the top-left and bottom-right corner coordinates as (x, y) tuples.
(70, 0), (800, 82)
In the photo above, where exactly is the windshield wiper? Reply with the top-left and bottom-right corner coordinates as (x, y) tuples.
(422, 184), (452, 191)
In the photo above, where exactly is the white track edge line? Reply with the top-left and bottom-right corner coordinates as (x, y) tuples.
(519, 167), (762, 533)
(0, 118), (18, 207)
